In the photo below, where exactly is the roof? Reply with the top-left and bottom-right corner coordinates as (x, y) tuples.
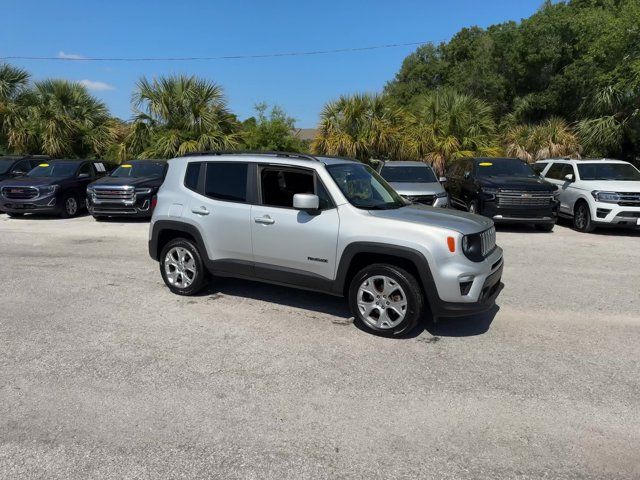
(177, 151), (358, 167)
(536, 158), (629, 164)
(381, 161), (431, 167)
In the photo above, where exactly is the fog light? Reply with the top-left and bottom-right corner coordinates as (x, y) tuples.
(596, 208), (611, 219)
(460, 281), (473, 296)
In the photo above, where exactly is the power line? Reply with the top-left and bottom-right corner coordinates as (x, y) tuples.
(0, 41), (429, 62)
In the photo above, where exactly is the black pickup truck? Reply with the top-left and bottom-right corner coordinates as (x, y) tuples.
(445, 157), (560, 231)
(0, 159), (114, 218)
(86, 160), (167, 219)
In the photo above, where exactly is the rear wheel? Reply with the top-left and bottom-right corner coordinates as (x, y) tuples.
(348, 264), (423, 337)
(573, 201), (595, 233)
(160, 238), (208, 295)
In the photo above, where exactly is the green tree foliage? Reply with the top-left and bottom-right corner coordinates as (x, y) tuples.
(402, 89), (502, 174)
(4, 79), (117, 158)
(127, 75), (241, 159)
(0, 64), (31, 154)
(504, 117), (581, 163)
(241, 103), (306, 152)
(385, 0), (640, 160)
(312, 93), (407, 162)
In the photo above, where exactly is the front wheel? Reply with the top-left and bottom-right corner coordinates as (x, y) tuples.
(348, 264), (424, 337)
(573, 201), (595, 233)
(160, 238), (208, 295)
(60, 195), (79, 218)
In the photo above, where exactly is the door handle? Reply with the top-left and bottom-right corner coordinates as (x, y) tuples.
(254, 215), (275, 225)
(191, 206), (209, 216)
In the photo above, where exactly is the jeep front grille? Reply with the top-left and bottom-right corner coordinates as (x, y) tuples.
(1, 186), (38, 199)
(496, 190), (553, 207)
(480, 226), (496, 258)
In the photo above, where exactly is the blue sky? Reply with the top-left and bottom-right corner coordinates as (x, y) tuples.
(1, 0), (543, 127)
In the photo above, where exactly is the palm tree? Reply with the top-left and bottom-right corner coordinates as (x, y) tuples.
(6, 79), (117, 158)
(0, 64), (31, 153)
(403, 89), (502, 174)
(128, 75), (241, 158)
(312, 93), (406, 162)
(577, 83), (639, 158)
(504, 117), (581, 163)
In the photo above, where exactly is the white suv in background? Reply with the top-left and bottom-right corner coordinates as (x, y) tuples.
(535, 158), (640, 232)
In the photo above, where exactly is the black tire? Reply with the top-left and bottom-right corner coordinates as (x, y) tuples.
(7, 212), (24, 218)
(159, 238), (208, 296)
(468, 200), (480, 215)
(534, 223), (555, 232)
(573, 201), (595, 233)
(348, 263), (423, 337)
(93, 216), (106, 222)
(60, 195), (79, 218)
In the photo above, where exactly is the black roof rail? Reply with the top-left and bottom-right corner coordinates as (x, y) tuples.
(179, 150), (321, 162)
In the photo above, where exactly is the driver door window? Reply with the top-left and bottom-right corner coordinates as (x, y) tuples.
(260, 168), (333, 210)
(78, 163), (94, 178)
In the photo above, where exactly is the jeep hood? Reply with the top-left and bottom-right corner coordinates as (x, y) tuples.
(388, 182), (445, 196)
(367, 205), (493, 235)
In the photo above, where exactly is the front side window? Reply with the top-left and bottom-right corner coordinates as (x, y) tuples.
(475, 159), (537, 178)
(260, 168), (332, 209)
(544, 163), (564, 180)
(578, 163), (640, 181)
(27, 162), (79, 178)
(204, 163), (248, 202)
(380, 165), (437, 183)
(78, 163), (94, 177)
(326, 163), (405, 210)
(532, 163), (547, 175)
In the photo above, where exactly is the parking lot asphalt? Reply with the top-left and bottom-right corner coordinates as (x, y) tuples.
(0, 214), (639, 479)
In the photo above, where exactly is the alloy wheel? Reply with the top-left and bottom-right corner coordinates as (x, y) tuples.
(357, 275), (408, 329)
(66, 197), (78, 216)
(164, 247), (197, 289)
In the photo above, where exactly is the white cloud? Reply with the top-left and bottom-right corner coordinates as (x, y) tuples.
(79, 80), (115, 91)
(57, 51), (86, 60)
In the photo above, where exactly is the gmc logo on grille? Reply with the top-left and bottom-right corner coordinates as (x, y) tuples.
(521, 193), (532, 198)
(10, 189), (23, 194)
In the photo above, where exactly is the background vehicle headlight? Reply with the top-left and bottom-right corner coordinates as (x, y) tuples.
(38, 185), (59, 196)
(480, 187), (498, 200)
(135, 188), (153, 195)
(435, 191), (448, 198)
(591, 191), (620, 203)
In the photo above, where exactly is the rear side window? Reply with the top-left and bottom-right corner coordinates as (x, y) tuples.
(184, 162), (201, 192)
(205, 163), (248, 202)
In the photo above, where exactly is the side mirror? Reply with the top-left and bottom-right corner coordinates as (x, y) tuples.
(293, 193), (319, 213)
(564, 173), (574, 182)
(439, 176), (447, 183)
(11, 170), (26, 177)
(463, 171), (471, 180)
(78, 173), (90, 178)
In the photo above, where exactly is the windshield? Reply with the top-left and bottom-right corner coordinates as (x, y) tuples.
(380, 165), (437, 183)
(476, 159), (537, 178)
(111, 162), (166, 178)
(578, 163), (640, 181)
(327, 163), (405, 210)
(27, 163), (78, 178)
(0, 159), (14, 175)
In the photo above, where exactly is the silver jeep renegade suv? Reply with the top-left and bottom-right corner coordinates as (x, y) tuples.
(149, 152), (504, 336)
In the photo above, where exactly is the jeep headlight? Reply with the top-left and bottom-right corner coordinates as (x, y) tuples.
(591, 191), (620, 203)
(461, 233), (483, 262)
(38, 185), (59, 196)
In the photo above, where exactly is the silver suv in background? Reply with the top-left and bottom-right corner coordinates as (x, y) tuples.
(149, 152), (503, 337)
(535, 158), (640, 232)
(378, 161), (448, 207)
